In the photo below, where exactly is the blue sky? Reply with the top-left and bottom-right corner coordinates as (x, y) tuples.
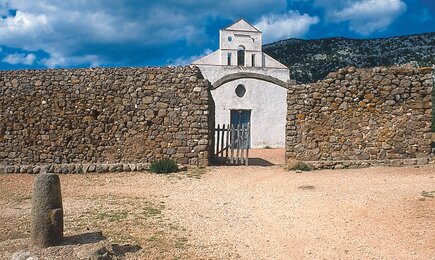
(0, 0), (433, 70)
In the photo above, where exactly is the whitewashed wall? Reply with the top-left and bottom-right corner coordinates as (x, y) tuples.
(198, 65), (289, 84)
(192, 19), (291, 149)
(212, 78), (287, 148)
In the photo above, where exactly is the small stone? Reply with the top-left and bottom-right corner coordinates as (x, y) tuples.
(334, 164), (345, 169)
(92, 127), (103, 134)
(11, 250), (37, 260)
(312, 92), (322, 100)
(142, 96), (153, 104)
(109, 165), (118, 172)
(88, 165), (96, 173)
(67, 165), (75, 173)
(385, 100), (395, 106)
(400, 79), (411, 87)
(33, 166), (41, 174)
(126, 75), (134, 82)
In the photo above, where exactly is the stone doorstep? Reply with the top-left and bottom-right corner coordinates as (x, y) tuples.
(299, 157), (433, 170)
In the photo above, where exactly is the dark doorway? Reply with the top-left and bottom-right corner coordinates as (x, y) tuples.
(237, 46), (245, 66)
(230, 109), (251, 148)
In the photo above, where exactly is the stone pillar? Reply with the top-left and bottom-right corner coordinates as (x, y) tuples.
(31, 173), (63, 247)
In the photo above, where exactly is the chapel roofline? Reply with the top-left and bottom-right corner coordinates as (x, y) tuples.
(221, 18), (261, 33)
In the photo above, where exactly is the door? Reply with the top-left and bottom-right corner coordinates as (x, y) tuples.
(230, 110), (251, 148)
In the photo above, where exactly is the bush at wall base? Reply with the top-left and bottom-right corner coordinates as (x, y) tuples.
(149, 159), (179, 174)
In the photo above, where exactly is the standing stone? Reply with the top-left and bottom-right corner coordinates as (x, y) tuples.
(31, 173), (63, 247)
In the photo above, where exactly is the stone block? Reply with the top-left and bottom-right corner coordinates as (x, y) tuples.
(31, 173), (63, 247)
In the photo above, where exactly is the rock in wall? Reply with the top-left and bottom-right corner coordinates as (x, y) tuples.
(0, 66), (211, 168)
(286, 66), (433, 167)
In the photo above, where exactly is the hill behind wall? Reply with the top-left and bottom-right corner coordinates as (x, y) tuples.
(0, 66), (212, 171)
(264, 32), (435, 84)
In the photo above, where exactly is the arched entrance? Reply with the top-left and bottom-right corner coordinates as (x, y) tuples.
(210, 73), (288, 166)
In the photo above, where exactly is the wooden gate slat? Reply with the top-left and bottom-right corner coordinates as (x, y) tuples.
(214, 123), (249, 166)
(220, 124), (225, 158)
(216, 124), (220, 157)
(245, 123), (250, 166)
(240, 126), (244, 165)
(236, 124), (240, 164)
(225, 124), (230, 158)
(230, 125), (234, 164)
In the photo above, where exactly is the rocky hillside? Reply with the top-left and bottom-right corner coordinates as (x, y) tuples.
(263, 32), (435, 83)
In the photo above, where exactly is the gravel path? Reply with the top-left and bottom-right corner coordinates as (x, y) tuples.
(0, 159), (434, 259)
(160, 164), (434, 259)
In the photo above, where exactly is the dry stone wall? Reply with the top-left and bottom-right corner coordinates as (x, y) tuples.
(286, 66), (433, 169)
(1, 66), (212, 173)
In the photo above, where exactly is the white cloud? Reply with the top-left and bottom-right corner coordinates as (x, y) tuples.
(40, 53), (102, 68)
(168, 49), (213, 66)
(0, 0), (288, 67)
(255, 11), (319, 43)
(326, 0), (407, 35)
(2, 52), (36, 65)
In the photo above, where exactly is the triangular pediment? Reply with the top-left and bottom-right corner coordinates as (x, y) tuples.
(224, 18), (260, 32)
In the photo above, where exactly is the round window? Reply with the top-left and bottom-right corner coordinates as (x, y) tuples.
(228, 36), (233, 42)
(235, 84), (246, 97)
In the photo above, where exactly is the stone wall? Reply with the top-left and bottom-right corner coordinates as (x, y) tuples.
(0, 66), (212, 171)
(286, 66), (433, 168)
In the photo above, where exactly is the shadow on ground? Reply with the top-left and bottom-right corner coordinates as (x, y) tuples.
(248, 158), (275, 166)
(62, 231), (106, 246)
(211, 157), (275, 167)
(112, 244), (142, 257)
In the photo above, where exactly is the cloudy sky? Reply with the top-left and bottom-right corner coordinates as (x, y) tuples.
(0, 0), (433, 70)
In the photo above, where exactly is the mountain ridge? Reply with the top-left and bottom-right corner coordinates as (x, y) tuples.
(263, 32), (435, 83)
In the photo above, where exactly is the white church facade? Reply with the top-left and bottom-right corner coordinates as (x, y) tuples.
(192, 19), (290, 148)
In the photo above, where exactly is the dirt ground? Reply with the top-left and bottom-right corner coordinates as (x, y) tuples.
(0, 149), (434, 259)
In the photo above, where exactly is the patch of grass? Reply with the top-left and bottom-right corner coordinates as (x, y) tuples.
(291, 161), (312, 172)
(185, 167), (207, 179)
(421, 191), (435, 198)
(175, 237), (188, 249)
(147, 234), (162, 243)
(97, 211), (128, 222)
(0, 230), (29, 242)
(143, 206), (162, 218)
(149, 159), (178, 174)
(14, 195), (32, 203)
(298, 185), (316, 190)
(141, 201), (164, 219)
(263, 145), (272, 149)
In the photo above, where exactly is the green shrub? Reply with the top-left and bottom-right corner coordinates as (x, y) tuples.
(291, 161), (312, 172)
(149, 159), (178, 174)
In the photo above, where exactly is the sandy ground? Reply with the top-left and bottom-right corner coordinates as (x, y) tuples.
(0, 149), (434, 259)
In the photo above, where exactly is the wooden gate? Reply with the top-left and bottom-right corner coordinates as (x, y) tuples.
(214, 124), (250, 166)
